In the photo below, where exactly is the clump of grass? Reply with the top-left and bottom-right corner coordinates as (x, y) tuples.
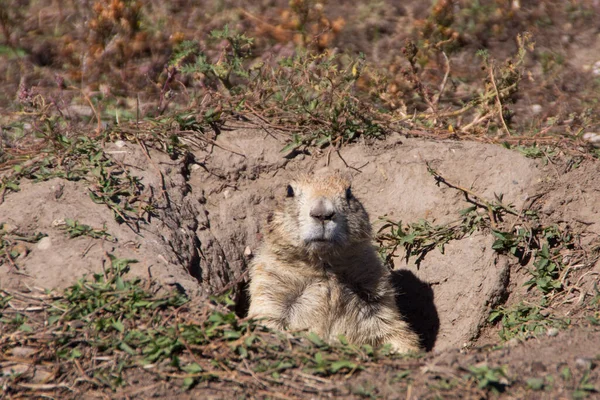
(0, 254), (418, 397)
(488, 302), (570, 341)
(170, 26), (385, 154)
(0, 96), (154, 230)
(463, 364), (510, 394)
(56, 218), (116, 241)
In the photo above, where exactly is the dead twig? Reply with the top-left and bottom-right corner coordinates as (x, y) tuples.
(433, 52), (450, 109)
(489, 63), (511, 137)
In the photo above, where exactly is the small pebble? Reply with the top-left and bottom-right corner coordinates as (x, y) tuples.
(244, 246), (253, 257)
(37, 237), (52, 250)
(32, 369), (53, 383)
(114, 140), (126, 148)
(1, 364), (28, 376)
(593, 61), (600, 76)
(546, 327), (559, 337)
(582, 132), (600, 148)
(51, 219), (66, 227)
(531, 104), (543, 114)
(10, 346), (36, 358)
(575, 357), (593, 370)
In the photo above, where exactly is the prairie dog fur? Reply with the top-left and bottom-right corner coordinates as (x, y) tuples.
(247, 172), (422, 353)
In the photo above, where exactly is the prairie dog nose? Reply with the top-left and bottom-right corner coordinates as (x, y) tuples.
(310, 198), (335, 221)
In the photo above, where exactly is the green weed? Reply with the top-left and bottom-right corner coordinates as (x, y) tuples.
(172, 27), (385, 153)
(488, 302), (570, 341)
(464, 364), (510, 394)
(58, 218), (116, 241)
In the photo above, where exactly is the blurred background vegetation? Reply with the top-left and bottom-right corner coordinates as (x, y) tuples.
(1, 0), (600, 156)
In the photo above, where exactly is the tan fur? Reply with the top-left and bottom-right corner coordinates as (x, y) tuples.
(248, 172), (422, 353)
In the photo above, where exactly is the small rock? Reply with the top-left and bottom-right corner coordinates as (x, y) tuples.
(10, 346), (36, 358)
(244, 246), (253, 257)
(37, 237), (52, 251)
(190, 163), (201, 171)
(582, 132), (600, 148)
(575, 357), (593, 370)
(1, 363), (29, 376)
(32, 368), (53, 383)
(114, 140), (126, 148)
(593, 61), (600, 76)
(531, 104), (543, 114)
(546, 327), (559, 337)
(68, 320), (85, 329)
(506, 337), (521, 347)
(51, 219), (66, 227)
(223, 189), (232, 199)
(540, 309), (550, 317)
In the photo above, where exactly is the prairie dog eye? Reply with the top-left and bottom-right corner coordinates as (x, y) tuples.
(286, 185), (295, 198)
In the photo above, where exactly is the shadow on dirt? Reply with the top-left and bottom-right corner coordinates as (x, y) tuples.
(391, 269), (439, 351)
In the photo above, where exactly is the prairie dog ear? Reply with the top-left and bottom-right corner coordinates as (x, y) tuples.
(338, 170), (354, 185)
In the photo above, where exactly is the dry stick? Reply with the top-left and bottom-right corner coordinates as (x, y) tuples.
(241, 359), (268, 389)
(214, 269), (249, 296)
(17, 383), (72, 391)
(179, 130), (247, 158)
(335, 150), (368, 173)
(77, 89), (102, 136)
(74, 358), (104, 388)
(489, 64), (511, 137)
(4, 248), (19, 270)
(433, 52), (450, 109)
(426, 162), (518, 228)
(508, 193), (543, 233)
(460, 111), (492, 133)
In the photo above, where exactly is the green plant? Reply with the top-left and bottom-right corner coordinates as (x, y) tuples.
(510, 144), (558, 164)
(573, 369), (599, 399)
(464, 364), (510, 393)
(524, 243), (562, 293)
(59, 218), (116, 241)
(172, 28), (385, 153)
(171, 26), (254, 91)
(488, 302), (570, 341)
(377, 207), (483, 267)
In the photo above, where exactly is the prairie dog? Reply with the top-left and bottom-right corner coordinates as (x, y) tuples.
(247, 173), (422, 353)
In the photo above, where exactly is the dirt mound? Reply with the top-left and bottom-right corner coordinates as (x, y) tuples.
(0, 177), (200, 296)
(183, 129), (543, 351)
(2, 127), (598, 354)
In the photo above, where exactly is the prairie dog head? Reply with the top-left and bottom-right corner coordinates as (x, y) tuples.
(272, 173), (372, 255)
